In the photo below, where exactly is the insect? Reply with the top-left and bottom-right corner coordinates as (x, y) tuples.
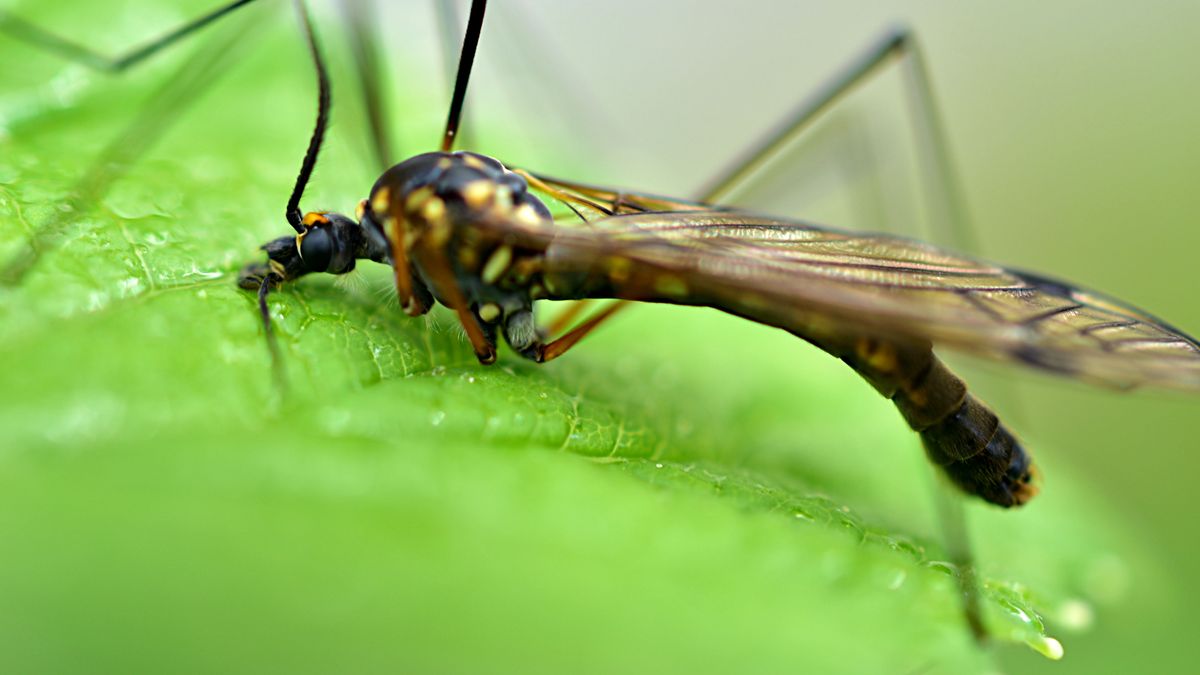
(4, 0), (1197, 503)
(4, 0), (1197, 653)
(221, 0), (1200, 511)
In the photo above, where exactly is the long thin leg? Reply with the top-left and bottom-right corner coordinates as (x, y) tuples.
(415, 242), (497, 364)
(433, 0), (474, 150)
(440, 0), (487, 151)
(691, 27), (987, 640)
(0, 9), (261, 285)
(545, 300), (594, 337)
(258, 276), (289, 391)
(537, 301), (629, 362)
(0, 0), (262, 72)
(338, 0), (393, 169)
(696, 28), (975, 252)
(933, 481), (986, 641)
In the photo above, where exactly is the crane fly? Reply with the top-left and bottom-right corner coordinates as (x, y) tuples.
(4, 0), (1198, 647)
(224, 0), (1200, 510)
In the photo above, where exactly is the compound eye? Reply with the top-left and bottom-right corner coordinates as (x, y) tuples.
(298, 226), (334, 272)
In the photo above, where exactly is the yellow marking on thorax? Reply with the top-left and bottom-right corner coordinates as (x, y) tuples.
(513, 203), (545, 227)
(482, 246), (513, 284)
(462, 180), (496, 209)
(404, 186), (434, 214)
(421, 196), (446, 224)
(493, 185), (513, 211)
(370, 187), (391, 216)
(478, 303), (502, 323)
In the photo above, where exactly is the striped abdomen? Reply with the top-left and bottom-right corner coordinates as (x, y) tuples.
(836, 336), (1037, 507)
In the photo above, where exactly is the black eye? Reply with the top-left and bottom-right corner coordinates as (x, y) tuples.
(298, 226), (333, 272)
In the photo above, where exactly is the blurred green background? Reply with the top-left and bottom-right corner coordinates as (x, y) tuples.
(0, 0), (1197, 673)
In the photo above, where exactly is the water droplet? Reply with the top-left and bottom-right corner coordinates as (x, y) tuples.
(923, 560), (957, 576)
(886, 569), (907, 590)
(430, 411), (446, 426)
(1030, 635), (1064, 661)
(183, 265), (222, 280)
(466, 376), (476, 384)
(655, 463), (663, 468)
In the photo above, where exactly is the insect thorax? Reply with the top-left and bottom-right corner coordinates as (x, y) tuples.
(361, 151), (557, 321)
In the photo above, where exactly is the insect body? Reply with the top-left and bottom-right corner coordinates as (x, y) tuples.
(234, 0), (1200, 511)
(9, 0), (1193, 507)
(241, 145), (1199, 508)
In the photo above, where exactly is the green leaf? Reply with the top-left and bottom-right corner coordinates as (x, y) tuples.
(0, 4), (1146, 673)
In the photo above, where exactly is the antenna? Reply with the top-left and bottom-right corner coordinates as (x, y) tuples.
(441, 0), (487, 152)
(285, 0), (331, 233)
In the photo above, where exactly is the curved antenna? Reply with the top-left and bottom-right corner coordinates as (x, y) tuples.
(285, 0), (331, 233)
(440, 0), (488, 152)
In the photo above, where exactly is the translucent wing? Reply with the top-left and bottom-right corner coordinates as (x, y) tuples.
(523, 192), (1200, 392)
(524, 171), (714, 216)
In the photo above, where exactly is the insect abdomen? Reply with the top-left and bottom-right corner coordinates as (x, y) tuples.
(906, 376), (1036, 508)
(845, 339), (1037, 507)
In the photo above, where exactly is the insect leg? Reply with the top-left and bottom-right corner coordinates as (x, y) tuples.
(693, 27), (991, 640)
(817, 330), (1036, 640)
(544, 300), (595, 337)
(523, 301), (630, 363)
(695, 28), (974, 251)
(337, 0), (393, 169)
(0, 5), (263, 286)
(432, 0), (476, 151)
(257, 275), (289, 391)
(0, 0), (263, 72)
(932, 475), (986, 642)
(441, 0), (487, 152)
(418, 241), (498, 364)
(509, 168), (626, 346)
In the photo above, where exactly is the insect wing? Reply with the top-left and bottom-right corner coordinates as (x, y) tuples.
(526, 171), (715, 216)
(536, 208), (1200, 392)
